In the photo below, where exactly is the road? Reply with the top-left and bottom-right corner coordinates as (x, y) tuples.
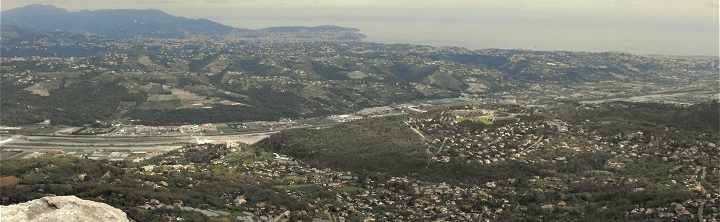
(0, 135), (20, 145)
(0, 132), (275, 152)
(0, 100), (413, 159)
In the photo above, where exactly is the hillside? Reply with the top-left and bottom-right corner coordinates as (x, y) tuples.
(1, 4), (238, 38)
(1, 38), (717, 126)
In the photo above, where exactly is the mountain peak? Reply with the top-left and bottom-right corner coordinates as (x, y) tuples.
(1, 5), (238, 38)
(4, 4), (68, 14)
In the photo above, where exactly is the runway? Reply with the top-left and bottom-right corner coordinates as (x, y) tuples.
(0, 132), (276, 160)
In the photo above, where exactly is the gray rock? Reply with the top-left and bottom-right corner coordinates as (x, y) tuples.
(1, 196), (130, 222)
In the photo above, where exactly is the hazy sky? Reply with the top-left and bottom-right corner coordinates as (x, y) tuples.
(2, 0), (718, 56)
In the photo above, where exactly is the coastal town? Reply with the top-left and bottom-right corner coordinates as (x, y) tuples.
(1, 3), (718, 221)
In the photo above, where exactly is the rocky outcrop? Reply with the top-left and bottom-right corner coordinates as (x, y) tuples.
(0, 196), (130, 222)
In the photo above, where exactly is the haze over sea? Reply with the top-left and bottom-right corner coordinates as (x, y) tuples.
(3, 0), (718, 56)
(211, 6), (718, 57)
(222, 18), (716, 57)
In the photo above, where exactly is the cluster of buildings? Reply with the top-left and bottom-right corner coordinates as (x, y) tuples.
(406, 109), (554, 165)
(106, 124), (211, 137)
(403, 105), (719, 221)
(134, 144), (508, 221)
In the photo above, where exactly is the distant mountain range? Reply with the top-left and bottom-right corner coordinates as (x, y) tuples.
(1, 4), (363, 39)
(1, 4), (238, 38)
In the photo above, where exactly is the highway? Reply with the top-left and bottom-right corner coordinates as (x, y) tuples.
(0, 132), (275, 151)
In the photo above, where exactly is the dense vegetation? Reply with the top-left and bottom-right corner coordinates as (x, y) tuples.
(552, 101), (720, 133)
(260, 116), (543, 184)
(0, 82), (49, 125)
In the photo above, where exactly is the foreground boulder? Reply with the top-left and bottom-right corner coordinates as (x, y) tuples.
(1, 196), (130, 222)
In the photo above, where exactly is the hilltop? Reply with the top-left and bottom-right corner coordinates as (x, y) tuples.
(1, 4), (238, 38)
